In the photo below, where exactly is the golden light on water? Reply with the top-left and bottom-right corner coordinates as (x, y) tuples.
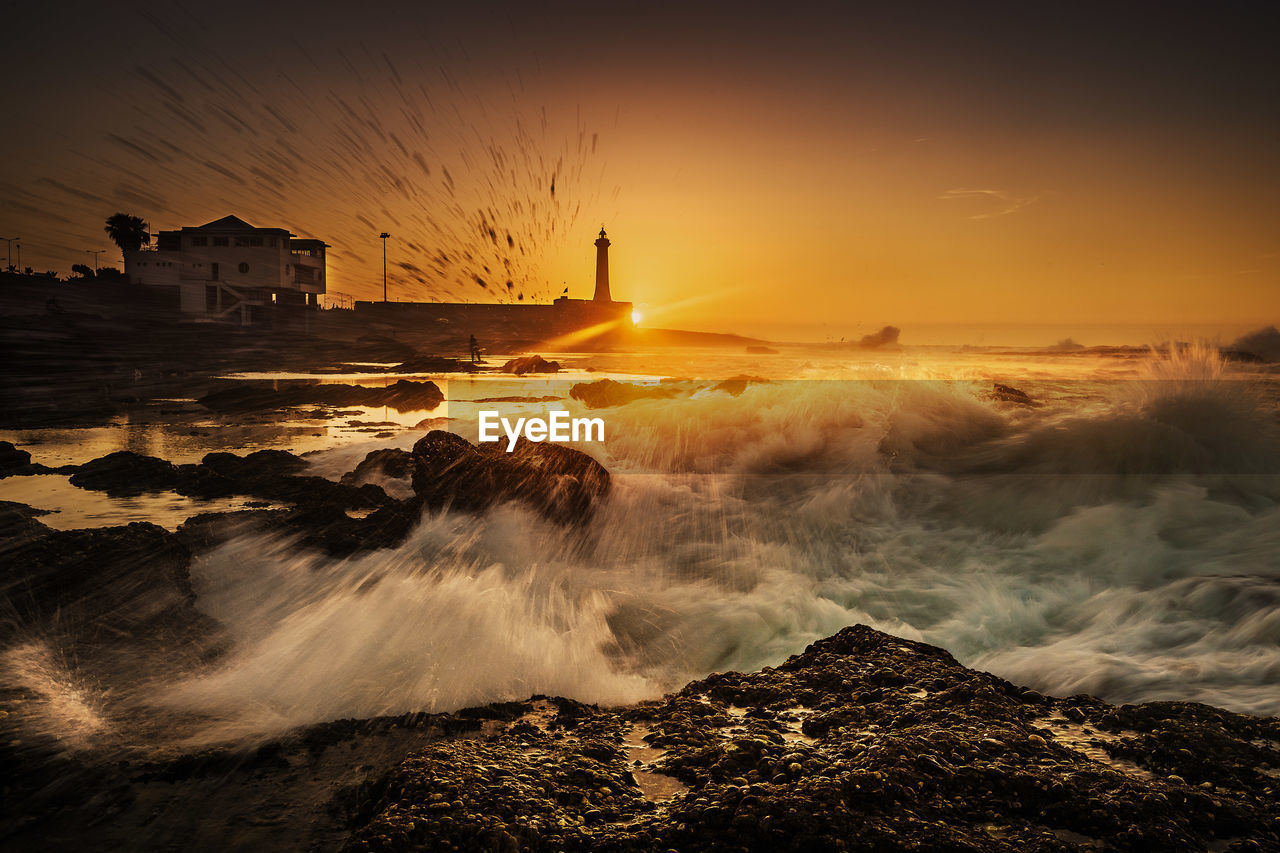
(539, 318), (630, 350)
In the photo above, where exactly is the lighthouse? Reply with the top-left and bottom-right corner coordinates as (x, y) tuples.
(593, 227), (611, 302)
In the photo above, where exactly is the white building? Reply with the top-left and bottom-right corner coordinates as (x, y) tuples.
(124, 215), (328, 324)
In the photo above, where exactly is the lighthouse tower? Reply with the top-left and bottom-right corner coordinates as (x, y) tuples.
(593, 227), (612, 302)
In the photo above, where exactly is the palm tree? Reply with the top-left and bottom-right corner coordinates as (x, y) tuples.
(103, 213), (150, 258)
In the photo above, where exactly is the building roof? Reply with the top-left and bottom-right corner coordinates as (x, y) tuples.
(200, 215), (255, 230)
(182, 215), (292, 236)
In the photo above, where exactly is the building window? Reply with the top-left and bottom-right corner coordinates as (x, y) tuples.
(190, 236), (207, 247)
(213, 237), (228, 247)
(248, 237), (263, 247)
(285, 264), (291, 274)
(238, 262), (250, 274)
(271, 293), (278, 303)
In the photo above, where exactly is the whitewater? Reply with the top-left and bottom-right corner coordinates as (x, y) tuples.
(107, 341), (1276, 742)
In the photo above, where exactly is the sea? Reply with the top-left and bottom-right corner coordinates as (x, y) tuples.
(3, 325), (1280, 746)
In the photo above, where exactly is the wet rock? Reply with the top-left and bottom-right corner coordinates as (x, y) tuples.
(172, 463), (238, 498)
(69, 451), (179, 496)
(342, 624), (1280, 852)
(3, 623), (1277, 851)
(991, 382), (1037, 405)
(856, 325), (901, 349)
(340, 448), (418, 489)
(500, 354), (561, 375)
(0, 500), (53, 542)
(0, 521), (205, 641)
(0, 441), (67, 478)
(279, 497), (425, 557)
(182, 449), (407, 555)
(175, 509), (290, 554)
(0, 440), (32, 472)
(393, 355), (479, 373)
(58, 442), (414, 557)
(197, 380), (444, 413)
(201, 448), (310, 480)
(473, 395), (563, 404)
(568, 378), (680, 409)
(409, 431), (610, 524)
(711, 375), (769, 397)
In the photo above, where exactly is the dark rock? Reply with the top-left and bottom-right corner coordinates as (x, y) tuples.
(0, 500), (53, 542)
(569, 378), (680, 409)
(180, 449), (407, 555)
(745, 345), (778, 354)
(856, 325), (901, 348)
(238, 448), (311, 479)
(62, 446), (405, 557)
(241, 474), (386, 511)
(0, 440), (32, 472)
(340, 448), (418, 488)
(0, 441), (65, 478)
(991, 382), (1037, 405)
(69, 451), (179, 496)
(173, 463), (238, 498)
(409, 430), (610, 524)
(394, 355), (479, 373)
(275, 496), (425, 557)
(199, 450), (249, 478)
(0, 521), (204, 641)
(379, 380), (448, 411)
(473, 396), (562, 404)
(197, 380), (444, 413)
(175, 509), (291, 554)
(3, 623), (1277, 852)
(341, 624), (1280, 852)
(712, 375), (769, 397)
(500, 354), (561, 375)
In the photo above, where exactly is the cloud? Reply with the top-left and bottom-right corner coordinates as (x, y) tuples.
(939, 188), (1040, 219)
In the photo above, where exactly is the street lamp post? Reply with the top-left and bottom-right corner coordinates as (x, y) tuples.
(86, 248), (105, 273)
(1, 237), (15, 271)
(379, 232), (390, 303)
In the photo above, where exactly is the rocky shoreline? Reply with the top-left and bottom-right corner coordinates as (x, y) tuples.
(2, 620), (1276, 851)
(1, 437), (1278, 851)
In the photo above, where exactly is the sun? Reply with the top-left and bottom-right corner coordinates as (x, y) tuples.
(631, 309), (642, 325)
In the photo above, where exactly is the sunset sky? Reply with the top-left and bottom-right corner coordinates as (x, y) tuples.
(1, 1), (1276, 340)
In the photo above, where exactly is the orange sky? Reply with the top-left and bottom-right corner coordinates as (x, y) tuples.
(1, 3), (1276, 340)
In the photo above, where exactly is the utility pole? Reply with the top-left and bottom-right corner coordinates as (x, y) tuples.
(86, 248), (105, 273)
(379, 232), (390, 302)
(15, 242), (20, 272)
(1, 237), (15, 271)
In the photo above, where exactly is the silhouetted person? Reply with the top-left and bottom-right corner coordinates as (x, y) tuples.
(469, 334), (481, 364)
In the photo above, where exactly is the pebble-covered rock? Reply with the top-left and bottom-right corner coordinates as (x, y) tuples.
(344, 626), (1280, 852)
